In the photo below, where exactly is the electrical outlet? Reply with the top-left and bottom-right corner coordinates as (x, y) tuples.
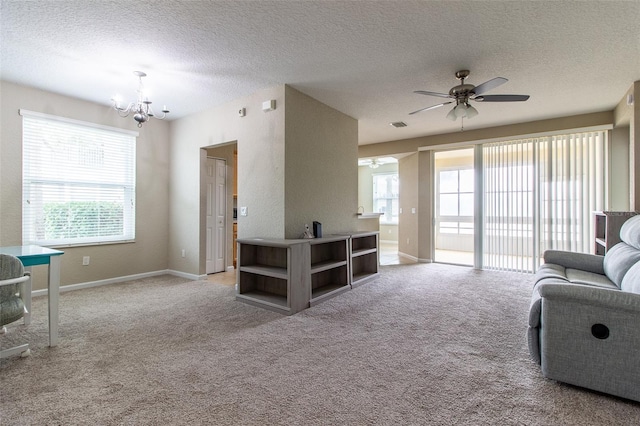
(82, 256), (90, 266)
(181, 249), (186, 258)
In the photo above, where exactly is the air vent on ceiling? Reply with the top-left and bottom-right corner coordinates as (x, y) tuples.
(390, 121), (407, 128)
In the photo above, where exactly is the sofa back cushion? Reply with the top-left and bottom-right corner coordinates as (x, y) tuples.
(620, 215), (640, 250)
(603, 242), (640, 287)
(621, 261), (640, 293)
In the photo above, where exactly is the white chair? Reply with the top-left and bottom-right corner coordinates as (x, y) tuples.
(0, 254), (31, 358)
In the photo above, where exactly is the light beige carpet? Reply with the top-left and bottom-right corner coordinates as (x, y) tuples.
(1, 263), (639, 425)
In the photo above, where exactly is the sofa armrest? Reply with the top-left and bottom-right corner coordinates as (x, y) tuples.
(543, 250), (605, 275)
(538, 282), (640, 311)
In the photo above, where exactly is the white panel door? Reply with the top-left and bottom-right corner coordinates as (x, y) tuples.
(206, 158), (226, 273)
(215, 159), (226, 272)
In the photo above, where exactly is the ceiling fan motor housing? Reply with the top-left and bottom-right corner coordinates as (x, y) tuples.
(449, 84), (475, 100)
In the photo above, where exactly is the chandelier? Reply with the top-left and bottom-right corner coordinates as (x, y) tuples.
(111, 71), (169, 127)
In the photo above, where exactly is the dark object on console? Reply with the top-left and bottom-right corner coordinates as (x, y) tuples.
(313, 221), (322, 238)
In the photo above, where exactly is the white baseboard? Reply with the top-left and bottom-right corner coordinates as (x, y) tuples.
(168, 269), (206, 281)
(397, 251), (432, 263)
(398, 252), (432, 263)
(379, 239), (398, 244)
(32, 269), (204, 296)
(226, 265), (236, 272)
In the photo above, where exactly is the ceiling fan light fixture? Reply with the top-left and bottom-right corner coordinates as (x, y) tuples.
(465, 104), (478, 119)
(446, 107), (458, 121)
(454, 103), (468, 118)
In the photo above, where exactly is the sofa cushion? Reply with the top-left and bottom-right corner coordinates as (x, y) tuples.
(565, 268), (618, 289)
(542, 250), (604, 275)
(621, 261), (640, 294)
(534, 263), (566, 284)
(603, 242), (640, 288)
(620, 214), (640, 250)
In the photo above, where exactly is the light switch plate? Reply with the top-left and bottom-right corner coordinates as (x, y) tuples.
(240, 206), (248, 216)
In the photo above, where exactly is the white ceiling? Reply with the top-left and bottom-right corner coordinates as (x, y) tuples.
(1, 1), (639, 145)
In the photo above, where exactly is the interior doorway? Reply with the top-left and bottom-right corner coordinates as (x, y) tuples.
(433, 148), (475, 266)
(358, 157), (400, 264)
(201, 143), (237, 275)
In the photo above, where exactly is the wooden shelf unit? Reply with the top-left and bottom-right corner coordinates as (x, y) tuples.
(236, 232), (379, 314)
(236, 239), (310, 315)
(309, 236), (350, 306)
(348, 231), (379, 287)
(594, 211), (637, 255)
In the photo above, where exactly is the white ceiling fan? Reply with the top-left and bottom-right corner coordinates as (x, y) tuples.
(410, 70), (530, 122)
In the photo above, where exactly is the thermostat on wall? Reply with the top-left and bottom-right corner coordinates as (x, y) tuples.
(262, 100), (276, 112)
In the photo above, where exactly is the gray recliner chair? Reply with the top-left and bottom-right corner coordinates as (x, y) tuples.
(528, 214), (640, 402)
(0, 254), (31, 359)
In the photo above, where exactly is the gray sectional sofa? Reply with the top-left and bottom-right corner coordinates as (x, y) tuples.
(528, 214), (640, 402)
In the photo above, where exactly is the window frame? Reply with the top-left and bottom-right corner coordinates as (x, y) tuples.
(20, 109), (138, 247)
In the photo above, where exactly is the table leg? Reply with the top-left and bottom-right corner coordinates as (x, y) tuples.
(23, 266), (33, 326)
(48, 256), (61, 347)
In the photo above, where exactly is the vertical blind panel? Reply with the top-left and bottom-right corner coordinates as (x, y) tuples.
(483, 131), (606, 273)
(483, 140), (535, 272)
(22, 115), (136, 246)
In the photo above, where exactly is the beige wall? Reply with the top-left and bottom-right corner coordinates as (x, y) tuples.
(170, 85), (286, 276)
(170, 84), (359, 276)
(417, 151), (434, 262)
(359, 111), (614, 159)
(398, 153), (419, 259)
(284, 86), (359, 238)
(613, 82), (638, 209)
(0, 81), (170, 290)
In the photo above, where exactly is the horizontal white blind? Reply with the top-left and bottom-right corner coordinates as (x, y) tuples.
(22, 113), (136, 246)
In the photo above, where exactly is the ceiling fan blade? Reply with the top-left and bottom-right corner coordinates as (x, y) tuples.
(409, 101), (452, 115)
(474, 94), (530, 102)
(414, 90), (452, 99)
(472, 77), (508, 95)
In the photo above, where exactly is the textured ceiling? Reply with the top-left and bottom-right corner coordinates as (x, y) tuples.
(1, 1), (639, 145)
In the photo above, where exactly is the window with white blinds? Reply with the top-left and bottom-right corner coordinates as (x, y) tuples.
(21, 110), (137, 246)
(482, 131), (607, 272)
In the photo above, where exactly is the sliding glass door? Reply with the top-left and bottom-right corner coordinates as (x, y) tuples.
(432, 130), (608, 272)
(434, 149), (475, 266)
(482, 132), (607, 272)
